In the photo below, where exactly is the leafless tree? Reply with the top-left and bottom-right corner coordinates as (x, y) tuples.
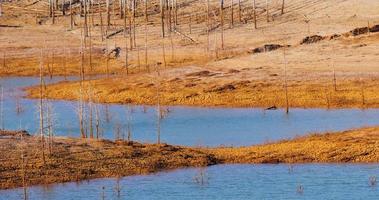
(0, 85), (3, 130)
(283, 46), (289, 114)
(220, 0), (224, 49)
(155, 63), (161, 144)
(253, 0), (257, 29)
(39, 49), (46, 164)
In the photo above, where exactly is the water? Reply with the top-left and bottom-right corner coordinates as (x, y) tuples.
(1, 77), (379, 146)
(1, 77), (379, 199)
(1, 164), (379, 200)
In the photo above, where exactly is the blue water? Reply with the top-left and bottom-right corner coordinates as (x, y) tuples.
(1, 77), (379, 147)
(1, 164), (379, 200)
(1, 77), (379, 199)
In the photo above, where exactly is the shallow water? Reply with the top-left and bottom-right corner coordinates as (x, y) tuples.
(1, 77), (379, 146)
(1, 164), (379, 200)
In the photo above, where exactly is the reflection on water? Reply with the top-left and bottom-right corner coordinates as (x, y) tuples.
(1, 164), (379, 200)
(1, 77), (379, 146)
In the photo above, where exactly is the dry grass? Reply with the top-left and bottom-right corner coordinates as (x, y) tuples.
(211, 127), (379, 163)
(0, 131), (216, 190)
(26, 72), (379, 108)
(2, 126), (379, 190)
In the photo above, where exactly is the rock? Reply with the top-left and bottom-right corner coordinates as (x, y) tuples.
(300, 35), (325, 44)
(251, 44), (289, 54)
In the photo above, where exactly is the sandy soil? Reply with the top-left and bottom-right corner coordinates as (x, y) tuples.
(1, 0), (376, 108)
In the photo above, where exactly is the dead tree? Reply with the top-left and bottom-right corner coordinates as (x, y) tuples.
(155, 63), (161, 144)
(99, 2), (104, 41)
(89, 87), (94, 138)
(220, 0), (224, 49)
(63, 36), (67, 80)
(360, 75), (366, 107)
(266, 0), (269, 22)
(281, 0), (285, 14)
(70, 0), (74, 29)
(161, 37), (167, 67)
(0, 85), (3, 130)
(231, 0), (234, 27)
(20, 135), (28, 200)
(125, 34), (129, 74)
(238, 0), (241, 22)
(0, 0), (3, 17)
(206, 0), (210, 52)
(283, 46), (289, 114)
(145, 0), (149, 72)
(160, 0), (165, 37)
(79, 29), (86, 138)
(332, 63), (337, 91)
(132, 0), (136, 47)
(126, 104), (132, 142)
(2, 52), (5, 68)
(39, 49), (46, 164)
(253, 0), (257, 29)
(95, 98), (101, 139)
(106, 0), (111, 29)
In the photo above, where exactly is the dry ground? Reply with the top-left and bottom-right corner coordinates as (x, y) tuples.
(3, 0), (376, 108)
(2, 126), (379, 190)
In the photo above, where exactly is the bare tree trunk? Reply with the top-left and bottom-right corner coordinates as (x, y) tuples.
(266, 0), (269, 22)
(79, 29), (86, 138)
(238, 0), (241, 22)
(0, 0), (3, 17)
(324, 83), (330, 109)
(95, 100), (100, 139)
(0, 85), (3, 130)
(70, 0), (74, 29)
(137, 47), (141, 71)
(39, 49), (46, 164)
(220, 0), (224, 49)
(160, 0), (165, 37)
(106, 39), (110, 77)
(63, 36), (67, 80)
(283, 47), (289, 114)
(281, 0), (285, 15)
(174, 0), (178, 26)
(99, 2), (104, 41)
(84, 0), (89, 36)
(144, 0), (149, 72)
(125, 34), (129, 74)
(360, 76), (366, 107)
(126, 104), (132, 142)
(170, 31), (174, 61)
(128, 1), (133, 49)
(132, 0), (136, 47)
(62, 0), (66, 15)
(89, 24), (93, 72)
(253, 0), (257, 29)
(162, 37), (167, 68)
(155, 64), (161, 144)
(332, 64), (337, 91)
(89, 87), (94, 138)
(106, 0), (111, 29)
(120, 0), (124, 18)
(206, 0), (210, 52)
(231, 0), (234, 27)
(2, 52), (5, 68)
(52, 0), (55, 24)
